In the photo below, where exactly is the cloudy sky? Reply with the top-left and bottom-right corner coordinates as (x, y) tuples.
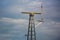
(0, 0), (60, 40)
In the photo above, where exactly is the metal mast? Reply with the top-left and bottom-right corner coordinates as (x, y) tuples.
(21, 12), (42, 40)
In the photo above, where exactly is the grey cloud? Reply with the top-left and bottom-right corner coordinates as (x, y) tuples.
(43, 0), (60, 22)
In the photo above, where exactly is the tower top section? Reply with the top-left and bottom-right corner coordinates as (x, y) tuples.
(21, 12), (42, 15)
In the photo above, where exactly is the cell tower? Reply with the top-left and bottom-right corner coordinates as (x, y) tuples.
(21, 3), (43, 40)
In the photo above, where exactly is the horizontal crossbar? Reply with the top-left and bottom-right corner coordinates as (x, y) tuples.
(21, 12), (42, 14)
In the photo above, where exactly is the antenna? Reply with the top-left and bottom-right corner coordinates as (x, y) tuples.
(21, 2), (44, 40)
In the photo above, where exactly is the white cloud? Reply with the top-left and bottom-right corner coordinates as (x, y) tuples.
(36, 20), (60, 36)
(46, 20), (60, 28)
(3, 0), (43, 13)
(0, 17), (42, 27)
(0, 18), (28, 25)
(26, 1), (42, 12)
(20, 0), (30, 3)
(28, 1), (42, 7)
(5, 5), (27, 13)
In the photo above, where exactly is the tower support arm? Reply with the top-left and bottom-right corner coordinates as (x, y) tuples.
(21, 12), (42, 15)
